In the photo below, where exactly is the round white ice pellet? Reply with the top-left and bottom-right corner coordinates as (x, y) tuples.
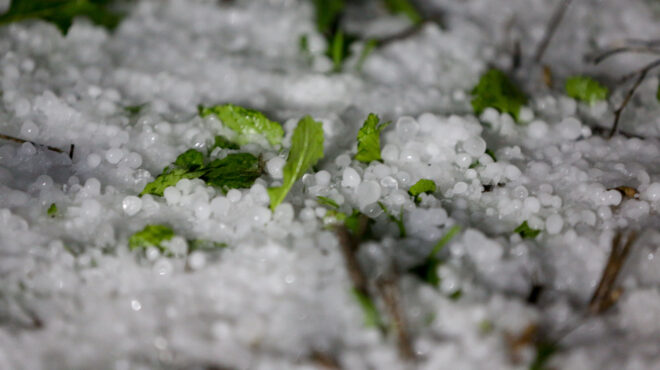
(357, 181), (381, 207)
(315, 170), (331, 186)
(87, 153), (102, 168)
(557, 117), (581, 140)
(395, 116), (419, 142)
(105, 148), (124, 164)
(266, 157), (286, 179)
(463, 137), (486, 157)
(227, 189), (242, 202)
(164, 187), (182, 205)
(122, 196), (142, 216)
(545, 214), (563, 234)
(381, 144), (399, 162)
(210, 196), (230, 217)
(342, 167), (361, 188)
(642, 182), (660, 202)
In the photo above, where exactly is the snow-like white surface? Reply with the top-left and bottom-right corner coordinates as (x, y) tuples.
(1, 0), (660, 369)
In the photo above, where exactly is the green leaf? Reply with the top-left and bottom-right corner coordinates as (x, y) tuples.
(529, 342), (559, 370)
(312, 0), (345, 35)
(188, 239), (228, 253)
(202, 153), (262, 192)
(409, 225), (461, 287)
(377, 201), (406, 238)
(351, 288), (383, 329)
(124, 103), (147, 116)
(327, 30), (357, 72)
(141, 150), (261, 197)
(355, 113), (390, 163)
(140, 168), (204, 197)
(657, 83), (660, 102)
(408, 179), (436, 203)
(129, 224), (174, 252)
(471, 69), (527, 122)
(485, 148), (497, 161)
(199, 104), (284, 146)
(317, 196), (339, 209)
(47, 203), (57, 217)
(383, 0), (423, 25)
(0, 0), (122, 35)
(356, 39), (378, 72)
(211, 135), (240, 151)
(514, 221), (541, 239)
(565, 76), (608, 105)
(268, 115), (324, 210)
(174, 149), (205, 171)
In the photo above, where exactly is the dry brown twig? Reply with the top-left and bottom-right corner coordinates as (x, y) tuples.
(533, 0), (573, 63)
(334, 217), (415, 361)
(608, 59), (660, 138)
(0, 133), (74, 159)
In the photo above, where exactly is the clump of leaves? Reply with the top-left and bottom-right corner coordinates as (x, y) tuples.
(515, 221), (541, 239)
(47, 203), (58, 217)
(565, 76), (608, 105)
(198, 104), (284, 146)
(141, 149), (261, 197)
(309, 0), (357, 72)
(355, 113), (390, 163)
(471, 69), (527, 122)
(383, 0), (423, 25)
(268, 115), (324, 210)
(408, 179), (436, 203)
(529, 342), (559, 370)
(129, 224), (174, 252)
(409, 225), (461, 287)
(0, 0), (123, 35)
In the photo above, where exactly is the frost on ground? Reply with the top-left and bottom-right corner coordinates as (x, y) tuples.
(1, 0), (660, 369)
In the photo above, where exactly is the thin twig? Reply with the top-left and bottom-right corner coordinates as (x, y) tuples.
(377, 277), (415, 360)
(533, 0), (573, 63)
(334, 218), (416, 362)
(0, 133), (70, 157)
(375, 23), (426, 46)
(609, 59), (660, 138)
(589, 45), (660, 65)
(588, 230), (637, 314)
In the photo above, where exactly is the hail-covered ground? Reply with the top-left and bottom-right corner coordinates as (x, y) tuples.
(1, 0), (660, 369)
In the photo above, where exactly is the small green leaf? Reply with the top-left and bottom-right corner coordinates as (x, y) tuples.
(210, 135), (240, 151)
(199, 104), (284, 146)
(202, 153), (262, 192)
(448, 290), (462, 300)
(377, 201), (406, 238)
(408, 179), (436, 203)
(471, 69), (527, 122)
(312, 0), (345, 35)
(515, 221), (541, 239)
(529, 342), (559, 370)
(124, 103), (147, 116)
(351, 288), (383, 329)
(657, 83), (660, 102)
(188, 239), (227, 253)
(317, 196), (339, 209)
(356, 39), (378, 72)
(344, 209), (364, 235)
(565, 76), (608, 105)
(0, 0), (123, 35)
(485, 148), (497, 161)
(47, 203), (57, 217)
(326, 30), (357, 72)
(141, 151), (261, 197)
(268, 115), (324, 210)
(410, 225), (461, 287)
(174, 149), (205, 171)
(383, 0), (423, 25)
(129, 224), (174, 252)
(355, 113), (390, 163)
